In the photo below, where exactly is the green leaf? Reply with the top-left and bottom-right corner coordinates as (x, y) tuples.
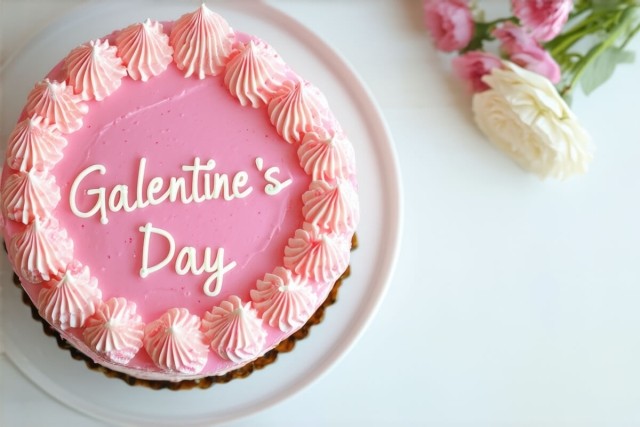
(580, 47), (636, 95)
(591, 0), (623, 12)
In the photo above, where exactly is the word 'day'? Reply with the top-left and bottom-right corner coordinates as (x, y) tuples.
(138, 222), (237, 296)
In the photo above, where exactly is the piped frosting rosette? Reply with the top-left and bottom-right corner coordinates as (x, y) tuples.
(6, 116), (67, 172)
(170, 4), (234, 79)
(202, 295), (267, 363)
(2, 169), (60, 225)
(9, 217), (73, 283)
(144, 308), (209, 374)
(37, 260), (102, 330)
(0, 3), (358, 381)
(65, 39), (126, 101)
(224, 38), (288, 108)
(251, 267), (317, 333)
(115, 19), (173, 81)
(24, 79), (88, 134)
(83, 298), (144, 365)
(268, 79), (332, 144)
(298, 127), (356, 181)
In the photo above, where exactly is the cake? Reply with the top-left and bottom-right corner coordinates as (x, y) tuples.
(1, 4), (359, 385)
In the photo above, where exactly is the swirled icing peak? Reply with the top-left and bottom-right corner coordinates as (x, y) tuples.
(115, 19), (173, 81)
(9, 217), (73, 283)
(83, 297), (144, 364)
(37, 261), (101, 330)
(169, 4), (234, 79)
(224, 39), (287, 108)
(302, 180), (359, 234)
(6, 116), (67, 172)
(24, 79), (88, 133)
(1, 169), (61, 225)
(65, 39), (126, 101)
(202, 295), (266, 363)
(268, 79), (330, 144)
(144, 308), (209, 374)
(298, 128), (356, 181)
(284, 224), (349, 282)
(250, 267), (317, 332)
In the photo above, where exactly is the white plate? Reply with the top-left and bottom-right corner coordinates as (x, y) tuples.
(0, 1), (402, 426)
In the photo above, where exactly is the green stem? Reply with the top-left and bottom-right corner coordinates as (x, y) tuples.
(560, 6), (638, 97)
(549, 27), (591, 58)
(620, 21), (640, 49)
(460, 18), (514, 54)
(482, 17), (513, 28)
(571, 0), (592, 15)
(548, 9), (618, 56)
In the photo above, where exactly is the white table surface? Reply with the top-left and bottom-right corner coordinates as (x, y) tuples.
(2, 1), (640, 426)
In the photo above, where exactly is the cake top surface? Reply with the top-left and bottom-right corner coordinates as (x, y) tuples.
(1, 4), (359, 381)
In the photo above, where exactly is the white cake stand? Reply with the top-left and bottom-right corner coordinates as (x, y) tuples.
(0, 1), (402, 425)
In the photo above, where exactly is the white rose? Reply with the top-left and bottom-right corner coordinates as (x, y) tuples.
(472, 62), (593, 179)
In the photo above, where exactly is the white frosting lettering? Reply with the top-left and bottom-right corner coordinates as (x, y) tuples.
(70, 156), (293, 294)
(181, 157), (214, 203)
(147, 176), (167, 204)
(108, 184), (136, 213)
(70, 164), (109, 224)
(136, 158), (151, 209)
(139, 222), (236, 296)
(168, 176), (192, 203)
(139, 222), (175, 278)
(206, 173), (230, 200)
(264, 166), (292, 196)
(69, 157), (281, 223)
(232, 172), (252, 199)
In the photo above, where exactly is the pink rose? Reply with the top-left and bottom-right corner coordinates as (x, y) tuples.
(424, 0), (475, 52)
(452, 51), (502, 92)
(510, 48), (561, 84)
(512, 0), (573, 42)
(493, 22), (562, 83)
(492, 21), (537, 53)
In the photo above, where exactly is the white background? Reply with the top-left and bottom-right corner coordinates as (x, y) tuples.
(2, 1), (640, 426)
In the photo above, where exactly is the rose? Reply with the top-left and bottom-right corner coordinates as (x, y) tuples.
(423, 0), (475, 52)
(472, 62), (593, 179)
(452, 51), (502, 92)
(512, 0), (573, 42)
(493, 22), (561, 83)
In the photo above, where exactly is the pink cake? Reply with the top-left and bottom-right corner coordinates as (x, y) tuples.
(1, 4), (359, 383)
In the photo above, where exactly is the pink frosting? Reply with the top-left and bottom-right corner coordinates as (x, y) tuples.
(9, 217), (73, 283)
(115, 19), (173, 81)
(1, 7), (358, 381)
(302, 180), (359, 234)
(24, 79), (88, 133)
(298, 128), (356, 181)
(6, 116), (67, 172)
(202, 295), (266, 363)
(224, 39), (287, 108)
(283, 224), (349, 282)
(170, 4), (234, 79)
(268, 80), (330, 144)
(83, 297), (144, 364)
(37, 261), (102, 330)
(250, 267), (316, 332)
(1, 169), (61, 224)
(65, 39), (126, 101)
(143, 308), (209, 374)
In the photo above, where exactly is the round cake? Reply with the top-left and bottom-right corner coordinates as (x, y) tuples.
(1, 4), (359, 384)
